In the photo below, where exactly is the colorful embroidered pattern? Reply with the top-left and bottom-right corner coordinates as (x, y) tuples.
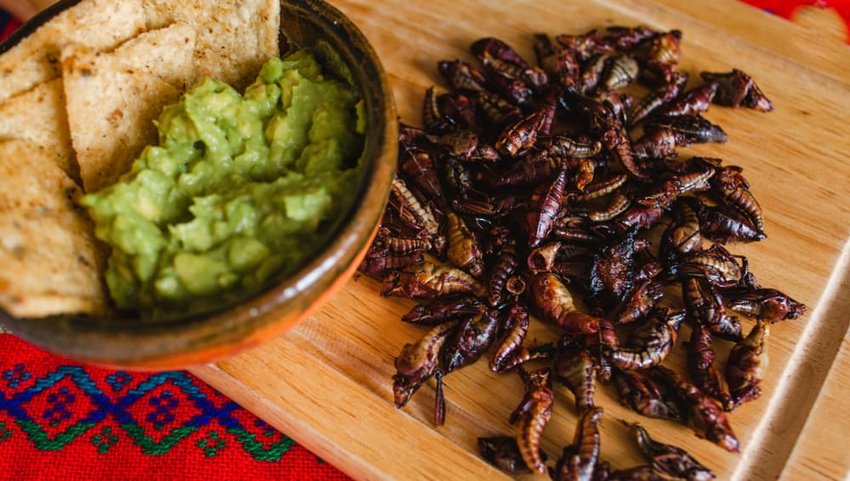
(0, 348), (291, 459)
(0, 335), (350, 480)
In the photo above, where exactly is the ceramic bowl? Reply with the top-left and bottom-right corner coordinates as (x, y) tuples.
(0, 0), (397, 369)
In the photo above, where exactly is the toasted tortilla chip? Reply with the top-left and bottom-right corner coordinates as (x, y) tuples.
(0, 141), (107, 318)
(111, 23), (197, 90)
(62, 26), (195, 193)
(0, 0), (145, 103)
(0, 79), (76, 180)
(142, 0), (280, 88)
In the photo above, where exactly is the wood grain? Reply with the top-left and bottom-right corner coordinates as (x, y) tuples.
(781, 339), (850, 481)
(779, 244), (850, 481)
(192, 1), (850, 480)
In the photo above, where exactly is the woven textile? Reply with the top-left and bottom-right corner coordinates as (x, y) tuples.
(0, 335), (352, 481)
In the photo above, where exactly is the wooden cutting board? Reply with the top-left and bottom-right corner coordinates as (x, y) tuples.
(191, 1), (850, 479)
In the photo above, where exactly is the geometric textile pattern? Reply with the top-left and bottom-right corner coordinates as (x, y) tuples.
(0, 335), (351, 480)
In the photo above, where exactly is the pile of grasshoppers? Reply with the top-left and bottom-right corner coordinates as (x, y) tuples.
(359, 25), (805, 480)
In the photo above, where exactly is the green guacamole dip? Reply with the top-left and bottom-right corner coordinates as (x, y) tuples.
(83, 50), (366, 316)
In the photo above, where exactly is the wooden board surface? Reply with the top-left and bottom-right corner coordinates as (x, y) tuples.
(780, 247), (850, 481)
(782, 336), (850, 481)
(191, 1), (850, 479)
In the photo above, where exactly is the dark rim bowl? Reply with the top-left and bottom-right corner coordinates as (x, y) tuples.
(0, 0), (398, 369)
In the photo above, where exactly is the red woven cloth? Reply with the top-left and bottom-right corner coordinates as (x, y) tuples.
(0, 2), (847, 481)
(0, 334), (351, 481)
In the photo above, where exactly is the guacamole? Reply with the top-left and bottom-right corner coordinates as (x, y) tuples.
(83, 50), (365, 316)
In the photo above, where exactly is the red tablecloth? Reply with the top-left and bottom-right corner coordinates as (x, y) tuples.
(0, 2), (847, 480)
(0, 335), (350, 481)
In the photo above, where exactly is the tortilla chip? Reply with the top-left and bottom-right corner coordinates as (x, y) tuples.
(61, 26), (196, 193)
(142, 0), (280, 89)
(0, 0), (145, 104)
(0, 141), (107, 318)
(0, 79), (77, 180)
(111, 22), (197, 90)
